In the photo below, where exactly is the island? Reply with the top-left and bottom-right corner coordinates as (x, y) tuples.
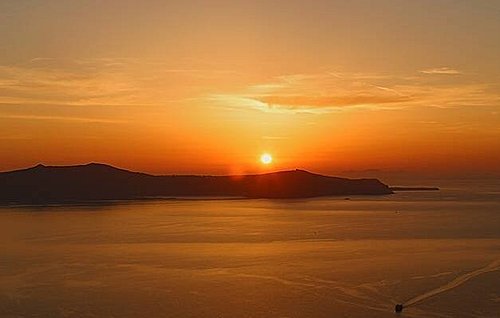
(0, 163), (394, 204)
(390, 186), (440, 191)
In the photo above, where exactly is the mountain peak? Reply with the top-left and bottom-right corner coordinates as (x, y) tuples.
(273, 169), (321, 177)
(294, 169), (314, 174)
(82, 162), (119, 169)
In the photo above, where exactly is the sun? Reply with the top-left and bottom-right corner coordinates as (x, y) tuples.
(260, 153), (273, 165)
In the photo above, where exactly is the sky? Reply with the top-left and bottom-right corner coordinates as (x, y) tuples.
(0, 0), (499, 180)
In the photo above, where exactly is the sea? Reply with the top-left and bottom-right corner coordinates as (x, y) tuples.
(1, 181), (499, 318)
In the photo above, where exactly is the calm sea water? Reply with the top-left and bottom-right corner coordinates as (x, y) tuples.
(1, 182), (499, 318)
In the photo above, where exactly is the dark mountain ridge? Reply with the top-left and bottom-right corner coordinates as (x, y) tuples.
(0, 163), (393, 204)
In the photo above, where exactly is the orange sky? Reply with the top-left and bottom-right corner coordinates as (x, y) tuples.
(0, 1), (499, 180)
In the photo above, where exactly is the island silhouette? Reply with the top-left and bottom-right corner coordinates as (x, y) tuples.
(0, 163), (396, 204)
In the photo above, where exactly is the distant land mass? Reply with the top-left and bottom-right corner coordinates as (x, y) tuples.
(390, 186), (440, 191)
(0, 163), (395, 204)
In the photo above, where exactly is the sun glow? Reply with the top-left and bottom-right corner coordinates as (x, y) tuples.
(260, 153), (273, 165)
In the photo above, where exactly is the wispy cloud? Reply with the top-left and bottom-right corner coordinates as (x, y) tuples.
(261, 135), (288, 140)
(0, 58), (236, 107)
(259, 94), (412, 108)
(209, 70), (499, 113)
(0, 114), (127, 124)
(420, 67), (462, 75)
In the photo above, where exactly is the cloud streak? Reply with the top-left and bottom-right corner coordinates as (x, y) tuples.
(0, 58), (237, 108)
(209, 70), (499, 113)
(259, 94), (412, 108)
(0, 114), (127, 124)
(420, 67), (462, 75)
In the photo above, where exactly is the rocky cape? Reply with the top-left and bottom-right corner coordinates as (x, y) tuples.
(0, 163), (393, 204)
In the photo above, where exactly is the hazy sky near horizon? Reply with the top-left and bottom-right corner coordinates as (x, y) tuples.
(0, 0), (499, 177)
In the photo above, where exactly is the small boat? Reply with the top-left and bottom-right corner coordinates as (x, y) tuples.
(395, 304), (404, 313)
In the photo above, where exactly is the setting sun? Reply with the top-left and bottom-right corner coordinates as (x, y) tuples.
(260, 153), (273, 165)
